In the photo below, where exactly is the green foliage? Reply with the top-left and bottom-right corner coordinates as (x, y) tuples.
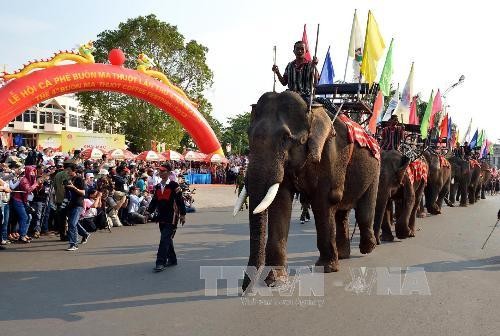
(222, 112), (251, 155)
(77, 14), (219, 151)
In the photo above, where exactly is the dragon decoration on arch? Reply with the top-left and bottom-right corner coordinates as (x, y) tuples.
(0, 42), (195, 106)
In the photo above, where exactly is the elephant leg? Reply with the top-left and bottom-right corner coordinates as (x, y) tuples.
(311, 202), (338, 273)
(380, 200), (394, 242)
(354, 182), (377, 254)
(335, 210), (350, 259)
(395, 196), (412, 239)
(459, 181), (468, 206)
(264, 185), (294, 285)
(409, 183), (425, 237)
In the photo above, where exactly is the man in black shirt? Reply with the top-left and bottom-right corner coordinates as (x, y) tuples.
(149, 163), (186, 272)
(65, 170), (90, 251)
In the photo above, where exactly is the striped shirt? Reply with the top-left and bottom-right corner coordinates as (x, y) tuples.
(284, 60), (315, 95)
(380, 126), (404, 150)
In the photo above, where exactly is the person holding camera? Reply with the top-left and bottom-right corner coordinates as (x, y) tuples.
(11, 166), (39, 243)
(65, 167), (90, 251)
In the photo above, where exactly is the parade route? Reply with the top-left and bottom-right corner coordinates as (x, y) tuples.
(0, 186), (499, 336)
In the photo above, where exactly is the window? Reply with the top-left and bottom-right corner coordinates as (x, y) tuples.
(53, 112), (65, 125)
(69, 106), (77, 112)
(69, 114), (78, 127)
(22, 110), (36, 123)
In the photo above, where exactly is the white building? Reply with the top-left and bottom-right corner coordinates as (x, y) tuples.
(2, 94), (102, 148)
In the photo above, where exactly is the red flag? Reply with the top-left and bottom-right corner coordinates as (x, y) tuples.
(368, 91), (384, 133)
(439, 114), (449, 139)
(429, 89), (442, 128)
(408, 96), (419, 125)
(302, 24), (312, 61)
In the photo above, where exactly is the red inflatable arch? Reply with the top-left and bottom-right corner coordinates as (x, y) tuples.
(0, 62), (223, 155)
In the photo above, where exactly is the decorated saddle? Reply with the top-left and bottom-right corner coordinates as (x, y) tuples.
(438, 155), (451, 168)
(406, 159), (428, 185)
(338, 114), (380, 160)
(469, 159), (481, 169)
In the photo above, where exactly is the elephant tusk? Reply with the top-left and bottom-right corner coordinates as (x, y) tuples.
(253, 183), (280, 214)
(233, 186), (247, 216)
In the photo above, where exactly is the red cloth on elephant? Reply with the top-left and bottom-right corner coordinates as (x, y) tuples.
(338, 114), (380, 160)
(406, 159), (428, 185)
(438, 155), (451, 168)
(469, 159), (480, 169)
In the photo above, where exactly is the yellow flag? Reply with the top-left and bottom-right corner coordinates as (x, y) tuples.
(360, 10), (386, 86)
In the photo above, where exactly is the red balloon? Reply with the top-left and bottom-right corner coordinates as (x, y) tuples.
(108, 49), (126, 66)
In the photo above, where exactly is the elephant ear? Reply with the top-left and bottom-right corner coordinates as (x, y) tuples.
(306, 107), (333, 163)
(396, 155), (411, 185)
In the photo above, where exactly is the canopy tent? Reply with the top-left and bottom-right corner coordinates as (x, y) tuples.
(80, 147), (104, 160)
(135, 150), (166, 161)
(183, 150), (207, 162)
(205, 153), (229, 164)
(161, 150), (184, 161)
(108, 148), (135, 160)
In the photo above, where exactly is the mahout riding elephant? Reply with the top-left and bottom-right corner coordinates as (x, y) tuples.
(423, 151), (451, 214)
(448, 156), (470, 206)
(468, 160), (481, 204)
(479, 161), (492, 199)
(241, 91), (380, 289)
(374, 150), (428, 244)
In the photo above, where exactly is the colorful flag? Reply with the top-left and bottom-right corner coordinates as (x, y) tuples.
(461, 118), (472, 143)
(360, 10), (386, 86)
(489, 142), (495, 155)
(381, 86), (399, 121)
(378, 38), (394, 96)
(348, 10), (364, 58)
(469, 129), (478, 148)
(477, 129), (485, 147)
(369, 91), (384, 133)
(429, 89), (442, 128)
(394, 62), (414, 123)
(319, 46), (335, 85)
(480, 138), (488, 158)
(447, 116), (452, 141)
(439, 114), (449, 139)
(302, 24), (312, 62)
(420, 90), (434, 139)
(455, 129), (460, 145)
(408, 96), (419, 125)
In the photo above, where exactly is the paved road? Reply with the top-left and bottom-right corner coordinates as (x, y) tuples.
(0, 186), (499, 336)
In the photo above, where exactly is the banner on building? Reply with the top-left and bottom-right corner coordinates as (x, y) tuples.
(61, 131), (125, 153)
(37, 134), (62, 151)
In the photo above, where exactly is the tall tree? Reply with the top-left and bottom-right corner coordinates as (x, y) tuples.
(77, 14), (220, 151)
(222, 112), (251, 155)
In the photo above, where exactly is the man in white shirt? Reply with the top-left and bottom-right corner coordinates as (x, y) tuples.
(127, 186), (147, 224)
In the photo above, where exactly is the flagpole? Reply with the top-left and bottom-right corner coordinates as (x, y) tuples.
(308, 24), (320, 113)
(273, 46), (277, 92)
(343, 9), (357, 82)
(359, 10), (371, 84)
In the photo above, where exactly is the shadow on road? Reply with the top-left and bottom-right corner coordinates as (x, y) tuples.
(413, 256), (500, 273)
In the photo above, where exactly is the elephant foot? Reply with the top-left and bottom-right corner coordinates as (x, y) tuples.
(337, 240), (351, 259)
(265, 268), (288, 287)
(416, 213), (426, 218)
(448, 203), (455, 208)
(396, 227), (410, 239)
(315, 259), (339, 273)
(380, 233), (395, 242)
(459, 203), (467, 207)
(427, 207), (441, 215)
(359, 235), (376, 254)
(481, 196), (486, 200)
(408, 229), (416, 237)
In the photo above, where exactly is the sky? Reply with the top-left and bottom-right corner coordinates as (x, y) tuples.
(1, 0), (498, 142)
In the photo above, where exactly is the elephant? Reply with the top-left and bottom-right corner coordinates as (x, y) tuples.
(479, 161), (492, 199)
(423, 151), (451, 214)
(374, 150), (427, 244)
(448, 156), (470, 206)
(468, 161), (481, 204)
(241, 91), (380, 289)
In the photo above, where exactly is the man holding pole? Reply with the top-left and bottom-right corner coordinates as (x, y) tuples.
(272, 41), (319, 99)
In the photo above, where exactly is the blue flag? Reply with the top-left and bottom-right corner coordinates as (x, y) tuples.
(469, 129), (478, 149)
(319, 47), (335, 85)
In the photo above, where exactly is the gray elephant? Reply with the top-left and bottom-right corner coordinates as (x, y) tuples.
(374, 150), (428, 243)
(448, 156), (470, 206)
(468, 160), (481, 204)
(240, 91), (380, 289)
(423, 151), (451, 214)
